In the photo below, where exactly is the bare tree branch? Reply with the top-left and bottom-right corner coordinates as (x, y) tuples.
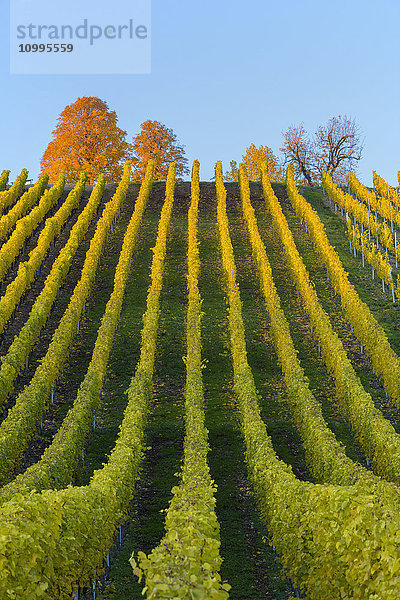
(282, 116), (363, 185)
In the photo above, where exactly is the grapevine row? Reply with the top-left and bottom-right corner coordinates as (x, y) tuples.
(0, 162), (131, 485)
(326, 170), (396, 243)
(286, 164), (400, 406)
(0, 172), (101, 411)
(373, 170), (400, 211)
(0, 168), (28, 215)
(349, 171), (400, 258)
(325, 170), (396, 292)
(348, 171), (400, 290)
(238, 163), (375, 486)
(0, 163), (176, 599)
(0, 172), (66, 284)
(350, 170), (399, 225)
(132, 160), (230, 599)
(0, 173), (83, 338)
(345, 217), (394, 294)
(0, 172), (49, 240)
(0, 161), (155, 504)
(215, 160), (400, 599)
(261, 164), (400, 485)
(0, 170), (10, 192)
(240, 163), (400, 510)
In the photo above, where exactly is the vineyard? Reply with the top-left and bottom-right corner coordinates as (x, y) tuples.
(1, 160), (400, 599)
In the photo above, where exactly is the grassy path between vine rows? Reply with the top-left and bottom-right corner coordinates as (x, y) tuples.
(199, 191), (291, 600)
(12, 181), (400, 599)
(99, 186), (293, 599)
(227, 193), (312, 479)
(15, 185), (130, 475)
(245, 189), (369, 468)
(0, 186), (106, 358)
(0, 187), (98, 405)
(100, 199), (187, 599)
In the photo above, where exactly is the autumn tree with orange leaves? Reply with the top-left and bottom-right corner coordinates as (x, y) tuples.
(40, 97), (133, 184)
(224, 144), (283, 182)
(281, 116), (363, 185)
(132, 120), (189, 180)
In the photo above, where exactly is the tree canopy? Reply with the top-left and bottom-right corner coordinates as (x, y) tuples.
(224, 144), (283, 182)
(131, 120), (189, 180)
(281, 116), (363, 185)
(40, 96), (133, 184)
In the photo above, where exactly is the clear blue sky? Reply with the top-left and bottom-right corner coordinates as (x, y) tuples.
(1, 0), (399, 185)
